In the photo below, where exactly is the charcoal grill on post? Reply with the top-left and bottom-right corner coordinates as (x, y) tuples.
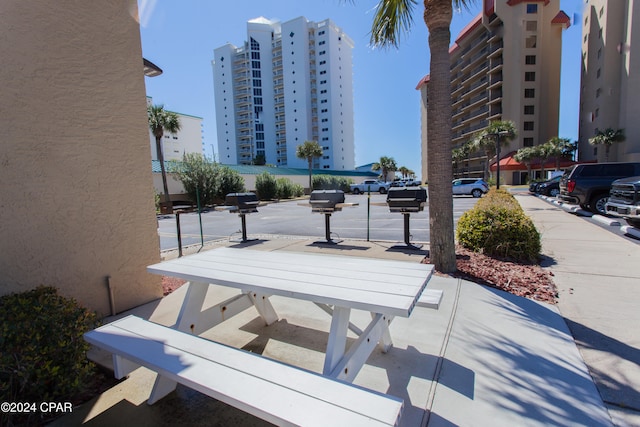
(306, 190), (356, 244)
(386, 186), (427, 250)
(221, 192), (259, 242)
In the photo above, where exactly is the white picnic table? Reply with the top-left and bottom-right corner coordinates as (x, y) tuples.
(147, 246), (434, 382)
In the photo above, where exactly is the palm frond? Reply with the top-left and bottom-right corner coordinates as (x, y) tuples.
(370, 0), (417, 48)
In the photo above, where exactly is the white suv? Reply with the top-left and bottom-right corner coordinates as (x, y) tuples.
(452, 178), (489, 198)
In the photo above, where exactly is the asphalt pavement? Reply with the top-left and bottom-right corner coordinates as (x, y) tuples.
(157, 194), (479, 251)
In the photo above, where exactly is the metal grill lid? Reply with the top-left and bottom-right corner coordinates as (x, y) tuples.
(310, 190), (345, 206)
(386, 187), (427, 203)
(225, 192), (259, 207)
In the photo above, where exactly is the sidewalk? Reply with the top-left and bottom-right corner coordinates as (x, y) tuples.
(516, 193), (640, 426)
(49, 195), (639, 426)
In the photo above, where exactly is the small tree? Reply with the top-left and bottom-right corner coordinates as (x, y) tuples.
(148, 104), (181, 213)
(296, 140), (323, 192)
(372, 156), (397, 181)
(545, 137), (574, 171)
(171, 153), (220, 206)
(589, 128), (625, 162)
(513, 146), (538, 181)
(171, 154), (245, 206)
(472, 121), (517, 181)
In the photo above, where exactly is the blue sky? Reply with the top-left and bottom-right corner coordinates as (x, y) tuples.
(139, 0), (583, 178)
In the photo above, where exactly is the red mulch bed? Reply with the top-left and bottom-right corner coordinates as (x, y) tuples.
(423, 245), (557, 304)
(162, 276), (187, 296)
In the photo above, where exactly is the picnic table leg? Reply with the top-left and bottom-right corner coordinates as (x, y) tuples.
(329, 313), (390, 382)
(248, 292), (278, 325)
(175, 281), (209, 334)
(148, 375), (178, 405)
(375, 312), (394, 353)
(323, 306), (350, 376)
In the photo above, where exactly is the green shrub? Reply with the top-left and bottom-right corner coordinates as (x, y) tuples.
(255, 171), (278, 200)
(456, 189), (541, 261)
(275, 178), (304, 199)
(216, 166), (245, 200)
(0, 286), (100, 423)
(312, 175), (354, 192)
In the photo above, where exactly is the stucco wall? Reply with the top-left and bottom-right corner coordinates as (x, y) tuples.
(0, 1), (162, 316)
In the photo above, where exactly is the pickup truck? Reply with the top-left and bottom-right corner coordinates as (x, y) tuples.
(350, 179), (391, 194)
(605, 176), (640, 228)
(558, 162), (640, 215)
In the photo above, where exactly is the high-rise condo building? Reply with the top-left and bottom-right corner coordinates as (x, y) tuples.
(417, 0), (570, 185)
(579, 0), (640, 163)
(212, 17), (355, 170)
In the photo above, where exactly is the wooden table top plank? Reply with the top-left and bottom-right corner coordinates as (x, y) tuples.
(148, 260), (423, 317)
(155, 256), (430, 297)
(90, 316), (402, 426)
(211, 247), (428, 274)
(194, 248), (430, 281)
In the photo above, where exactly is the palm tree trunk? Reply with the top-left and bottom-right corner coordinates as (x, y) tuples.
(308, 158), (313, 192)
(156, 136), (170, 203)
(424, 2), (456, 273)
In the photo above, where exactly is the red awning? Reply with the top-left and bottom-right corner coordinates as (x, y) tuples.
(489, 151), (578, 172)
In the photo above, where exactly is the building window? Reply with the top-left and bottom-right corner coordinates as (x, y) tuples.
(597, 48), (602, 59)
(524, 121), (534, 131)
(523, 137), (534, 147)
(319, 40), (326, 45)
(596, 68), (601, 78)
(599, 28), (602, 39)
(319, 50), (326, 55)
(320, 70), (326, 75)
(252, 70), (261, 78)
(251, 60), (261, 69)
(526, 36), (537, 48)
(251, 51), (260, 59)
(595, 108), (600, 118)
(524, 88), (535, 98)
(527, 4), (538, 13)
(596, 88), (601, 98)
(525, 21), (537, 31)
(599, 7), (604, 17)
(524, 105), (534, 115)
(525, 55), (536, 65)
(525, 72), (536, 81)
(253, 88), (262, 96)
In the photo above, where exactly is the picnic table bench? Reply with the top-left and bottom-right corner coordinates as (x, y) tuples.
(85, 315), (403, 426)
(86, 247), (441, 425)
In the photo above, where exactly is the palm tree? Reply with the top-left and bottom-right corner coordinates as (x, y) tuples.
(372, 156), (398, 181)
(398, 166), (410, 179)
(589, 128), (625, 162)
(513, 146), (538, 182)
(473, 120), (517, 183)
(545, 137), (573, 171)
(296, 140), (323, 192)
(148, 104), (181, 213)
(368, 0), (475, 272)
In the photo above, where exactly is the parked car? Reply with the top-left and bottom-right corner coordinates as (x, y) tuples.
(401, 178), (422, 186)
(350, 179), (391, 194)
(452, 178), (488, 198)
(605, 176), (640, 228)
(390, 181), (406, 188)
(558, 162), (640, 215)
(531, 175), (561, 197)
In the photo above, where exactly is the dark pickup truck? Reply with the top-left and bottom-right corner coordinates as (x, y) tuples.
(558, 162), (640, 215)
(605, 176), (640, 228)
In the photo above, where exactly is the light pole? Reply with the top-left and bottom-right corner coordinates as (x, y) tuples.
(490, 131), (509, 189)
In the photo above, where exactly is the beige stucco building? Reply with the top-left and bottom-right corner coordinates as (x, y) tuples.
(417, 0), (570, 185)
(579, 0), (640, 163)
(0, 1), (162, 316)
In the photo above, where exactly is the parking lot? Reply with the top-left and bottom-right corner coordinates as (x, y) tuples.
(157, 193), (481, 251)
